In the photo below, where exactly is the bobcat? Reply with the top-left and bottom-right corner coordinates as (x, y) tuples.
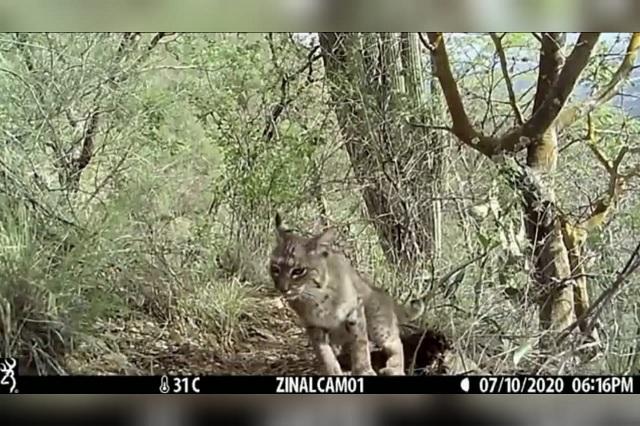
(269, 213), (423, 376)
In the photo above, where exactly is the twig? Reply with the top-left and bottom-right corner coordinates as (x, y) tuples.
(406, 120), (454, 134)
(417, 33), (437, 52)
(586, 114), (613, 173)
(531, 33), (543, 44)
(489, 32), (524, 126)
(263, 34), (323, 142)
(415, 243), (499, 300)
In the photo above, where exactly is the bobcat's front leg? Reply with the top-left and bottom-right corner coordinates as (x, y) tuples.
(379, 332), (405, 376)
(345, 304), (376, 376)
(307, 327), (343, 375)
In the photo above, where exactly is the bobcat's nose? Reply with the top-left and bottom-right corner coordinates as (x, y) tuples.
(276, 280), (289, 294)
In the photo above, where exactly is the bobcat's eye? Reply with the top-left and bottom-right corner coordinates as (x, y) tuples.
(290, 267), (307, 278)
(270, 264), (280, 275)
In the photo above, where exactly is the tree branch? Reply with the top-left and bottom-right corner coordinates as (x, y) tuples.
(14, 33), (35, 72)
(75, 110), (100, 172)
(530, 32), (543, 44)
(499, 33), (601, 152)
(532, 33), (566, 114)
(577, 114), (630, 232)
(593, 33), (640, 106)
(426, 33), (496, 156)
(489, 32), (524, 126)
(148, 32), (176, 52)
(406, 120), (454, 134)
(428, 33), (600, 158)
(263, 35), (322, 142)
(559, 240), (640, 342)
(585, 114), (613, 173)
(116, 32), (140, 57)
(70, 32), (170, 189)
(417, 32), (436, 52)
(558, 32), (640, 131)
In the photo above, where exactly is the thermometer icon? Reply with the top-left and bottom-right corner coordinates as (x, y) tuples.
(159, 375), (170, 393)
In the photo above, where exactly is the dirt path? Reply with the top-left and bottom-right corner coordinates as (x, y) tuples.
(68, 288), (319, 375)
(67, 285), (457, 376)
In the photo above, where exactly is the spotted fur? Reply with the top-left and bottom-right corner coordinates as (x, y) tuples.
(269, 213), (414, 376)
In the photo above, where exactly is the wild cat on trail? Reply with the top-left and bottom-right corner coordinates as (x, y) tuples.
(268, 213), (424, 376)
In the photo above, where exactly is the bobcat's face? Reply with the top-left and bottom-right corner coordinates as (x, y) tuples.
(270, 235), (316, 299)
(269, 213), (336, 299)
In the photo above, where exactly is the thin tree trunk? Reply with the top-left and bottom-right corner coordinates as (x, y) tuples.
(400, 32), (443, 263)
(524, 33), (576, 332)
(320, 32), (445, 270)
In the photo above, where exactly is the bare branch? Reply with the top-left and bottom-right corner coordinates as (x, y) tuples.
(14, 33), (35, 72)
(148, 32), (176, 52)
(75, 110), (100, 171)
(417, 32), (436, 52)
(594, 33), (640, 105)
(428, 33), (599, 158)
(406, 120), (454, 134)
(558, 32), (640, 131)
(489, 32), (524, 126)
(612, 146), (629, 172)
(585, 114), (613, 173)
(499, 33), (601, 152)
(532, 33), (566, 114)
(426, 33), (495, 156)
(577, 115), (633, 232)
(116, 32), (140, 57)
(263, 34), (323, 142)
(531, 32), (543, 44)
(67, 32), (174, 189)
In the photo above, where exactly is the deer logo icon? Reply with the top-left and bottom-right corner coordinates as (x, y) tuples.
(0, 358), (18, 393)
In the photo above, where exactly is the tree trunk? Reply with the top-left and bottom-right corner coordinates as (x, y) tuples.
(320, 32), (445, 270)
(426, 32), (603, 338)
(523, 33), (576, 332)
(524, 133), (577, 332)
(399, 32), (444, 264)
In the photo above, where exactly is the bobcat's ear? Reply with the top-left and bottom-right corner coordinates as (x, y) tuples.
(311, 216), (328, 233)
(274, 212), (287, 241)
(317, 227), (337, 245)
(310, 227), (337, 257)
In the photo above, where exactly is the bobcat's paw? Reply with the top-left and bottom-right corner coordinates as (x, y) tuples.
(353, 368), (377, 376)
(379, 367), (405, 376)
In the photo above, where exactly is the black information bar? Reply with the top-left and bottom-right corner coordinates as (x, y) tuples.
(1, 375), (638, 394)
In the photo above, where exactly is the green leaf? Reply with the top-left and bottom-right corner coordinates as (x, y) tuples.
(477, 232), (493, 251)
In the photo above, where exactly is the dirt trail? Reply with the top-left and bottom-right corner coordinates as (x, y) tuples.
(67, 286), (455, 376)
(68, 288), (319, 375)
